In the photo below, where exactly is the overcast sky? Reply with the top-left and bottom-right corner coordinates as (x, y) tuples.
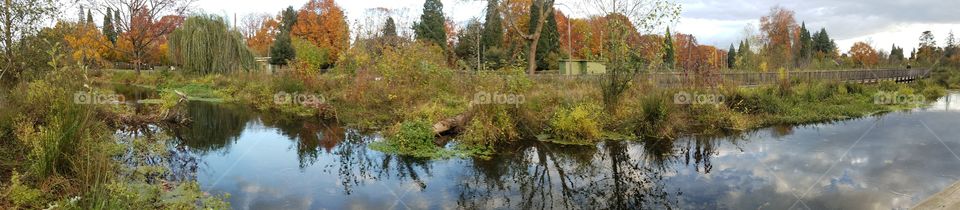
(188, 0), (960, 53)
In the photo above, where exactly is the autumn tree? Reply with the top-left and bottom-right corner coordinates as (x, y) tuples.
(292, 0), (349, 67)
(89, 0), (191, 73)
(759, 6), (797, 69)
(849, 41), (878, 68)
(414, 0), (447, 50)
(270, 6), (297, 65)
(502, 0), (556, 74)
(244, 14), (279, 56)
(0, 0), (58, 81)
(64, 22), (111, 68)
(583, 0), (680, 109)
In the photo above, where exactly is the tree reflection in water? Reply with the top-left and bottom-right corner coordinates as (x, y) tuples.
(170, 102), (251, 153)
(163, 101), (753, 209)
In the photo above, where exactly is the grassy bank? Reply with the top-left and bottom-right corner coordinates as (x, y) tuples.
(0, 69), (228, 209)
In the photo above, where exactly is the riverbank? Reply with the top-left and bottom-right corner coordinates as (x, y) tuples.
(93, 63), (953, 158)
(916, 180), (960, 210)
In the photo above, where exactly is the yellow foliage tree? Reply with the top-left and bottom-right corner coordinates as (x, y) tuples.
(292, 0), (350, 66)
(64, 22), (110, 67)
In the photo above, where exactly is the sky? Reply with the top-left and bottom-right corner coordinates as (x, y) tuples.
(189, 0), (960, 53)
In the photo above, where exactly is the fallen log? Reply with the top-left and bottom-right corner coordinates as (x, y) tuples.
(433, 112), (472, 136)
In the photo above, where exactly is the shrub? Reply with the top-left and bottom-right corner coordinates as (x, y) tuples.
(550, 103), (603, 142)
(292, 37), (330, 73)
(635, 93), (677, 138)
(459, 105), (520, 149)
(371, 120), (441, 158)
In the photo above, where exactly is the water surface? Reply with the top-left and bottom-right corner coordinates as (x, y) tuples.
(167, 94), (960, 209)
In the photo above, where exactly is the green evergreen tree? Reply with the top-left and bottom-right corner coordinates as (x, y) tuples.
(103, 8), (117, 44)
(382, 17), (397, 37)
(481, 0), (503, 51)
(414, 0), (447, 49)
(727, 44), (736, 69)
(86, 10), (94, 25)
(279, 6), (297, 31)
(663, 27), (676, 69)
(528, 1), (559, 70)
(270, 7), (298, 65)
(797, 22), (812, 65)
(78, 5), (85, 22)
(889, 44), (904, 63)
(738, 40), (751, 58)
(812, 28), (835, 57)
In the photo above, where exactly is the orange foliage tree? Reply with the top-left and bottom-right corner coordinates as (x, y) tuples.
(849, 42), (879, 68)
(292, 0), (350, 66)
(759, 6), (798, 69)
(500, 0), (532, 58)
(246, 15), (280, 56)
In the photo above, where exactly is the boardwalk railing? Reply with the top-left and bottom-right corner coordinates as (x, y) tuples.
(519, 68), (930, 88)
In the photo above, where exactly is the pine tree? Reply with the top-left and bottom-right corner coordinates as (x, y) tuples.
(79, 5), (85, 22)
(528, 2), (559, 70)
(738, 40), (750, 58)
(270, 7), (298, 65)
(812, 28), (835, 57)
(797, 22), (812, 65)
(382, 17), (397, 37)
(946, 31), (957, 58)
(727, 44), (736, 69)
(86, 10), (94, 25)
(480, 0), (503, 51)
(414, 0), (447, 50)
(663, 27), (675, 69)
(279, 6), (297, 32)
(103, 8), (117, 44)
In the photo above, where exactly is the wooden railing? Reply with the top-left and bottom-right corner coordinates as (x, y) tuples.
(521, 68), (931, 88)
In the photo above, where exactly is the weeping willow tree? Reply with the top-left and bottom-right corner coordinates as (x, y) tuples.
(169, 15), (257, 74)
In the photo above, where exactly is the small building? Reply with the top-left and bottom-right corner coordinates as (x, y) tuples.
(559, 59), (606, 75)
(255, 57), (273, 73)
